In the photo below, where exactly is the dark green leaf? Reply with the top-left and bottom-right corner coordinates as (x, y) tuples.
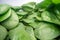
(36, 0), (51, 9)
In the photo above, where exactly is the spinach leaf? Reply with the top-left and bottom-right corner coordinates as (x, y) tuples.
(0, 25), (7, 40)
(1, 9), (19, 30)
(9, 23), (32, 40)
(34, 22), (60, 40)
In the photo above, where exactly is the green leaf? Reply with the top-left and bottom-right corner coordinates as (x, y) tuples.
(35, 12), (42, 21)
(34, 22), (60, 40)
(17, 11), (28, 16)
(18, 15), (23, 20)
(9, 23), (32, 40)
(41, 11), (60, 25)
(22, 18), (34, 23)
(11, 6), (21, 11)
(0, 9), (11, 22)
(54, 9), (60, 20)
(17, 11), (28, 20)
(54, 6), (60, 20)
(52, 0), (60, 4)
(36, 0), (51, 9)
(4, 36), (10, 40)
(25, 26), (36, 40)
(0, 25), (7, 40)
(22, 2), (36, 12)
(22, 12), (36, 23)
(29, 22), (39, 28)
(0, 4), (10, 15)
(1, 9), (19, 30)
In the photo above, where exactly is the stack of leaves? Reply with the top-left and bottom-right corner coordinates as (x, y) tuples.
(0, 0), (60, 40)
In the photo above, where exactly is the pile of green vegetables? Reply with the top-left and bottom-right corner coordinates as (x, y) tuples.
(0, 0), (60, 40)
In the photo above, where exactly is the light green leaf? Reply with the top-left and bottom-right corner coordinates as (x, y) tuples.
(0, 9), (11, 22)
(22, 12), (36, 23)
(0, 25), (7, 40)
(9, 23), (32, 40)
(52, 0), (60, 4)
(1, 9), (19, 30)
(17, 11), (28, 16)
(25, 26), (36, 40)
(34, 22), (60, 40)
(0, 4), (10, 15)
(22, 2), (36, 12)
(29, 22), (39, 28)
